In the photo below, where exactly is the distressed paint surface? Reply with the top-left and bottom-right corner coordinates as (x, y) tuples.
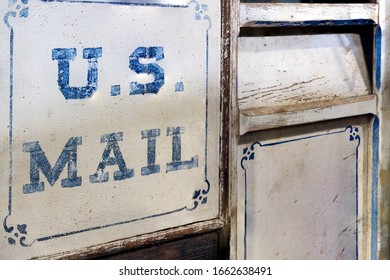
(373, 0), (390, 260)
(0, 0), (221, 259)
(239, 95), (377, 134)
(237, 119), (370, 259)
(238, 34), (371, 112)
(240, 3), (379, 27)
(230, 0), (384, 261)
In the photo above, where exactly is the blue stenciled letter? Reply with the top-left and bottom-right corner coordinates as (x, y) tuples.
(141, 129), (161, 176)
(129, 47), (164, 95)
(89, 132), (134, 183)
(166, 127), (198, 172)
(22, 137), (82, 194)
(52, 47), (103, 99)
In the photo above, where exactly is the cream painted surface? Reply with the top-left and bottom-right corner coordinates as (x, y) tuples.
(0, 0), (221, 259)
(237, 118), (370, 260)
(238, 34), (371, 112)
(237, 34), (374, 134)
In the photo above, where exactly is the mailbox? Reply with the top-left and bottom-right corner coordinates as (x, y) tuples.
(0, 0), (224, 259)
(232, 0), (389, 260)
(1, 0), (390, 260)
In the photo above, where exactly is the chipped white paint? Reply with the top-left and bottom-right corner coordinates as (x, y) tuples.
(237, 34), (374, 134)
(238, 34), (371, 111)
(0, 0), (221, 259)
(240, 3), (379, 27)
(373, 0), (390, 260)
(240, 95), (377, 134)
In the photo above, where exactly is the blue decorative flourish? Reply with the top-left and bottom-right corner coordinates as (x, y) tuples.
(4, 0), (29, 29)
(3, 216), (29, 247)
(191, 0), (211, 29)
(188, 180), (211, 211)
(194, 3), (207, 20)
(240, 144), (256, 172)
(243, 146), (255, 160)
(349, 126), (361, 144)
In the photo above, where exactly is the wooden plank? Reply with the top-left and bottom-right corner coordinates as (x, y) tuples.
(373, 0), (390, 260)
(240, 95), (377, 134)
(228, 0), (241, 261)
(98, 231), (220, 260)
(238, 34), (371, 112)
(240, 3), (379, 27)
(219, 0), (233, 259)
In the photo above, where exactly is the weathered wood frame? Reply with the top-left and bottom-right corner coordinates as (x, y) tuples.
(375, 0), (390, 260)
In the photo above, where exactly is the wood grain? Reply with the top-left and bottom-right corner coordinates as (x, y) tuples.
(98, 232), (220, 260)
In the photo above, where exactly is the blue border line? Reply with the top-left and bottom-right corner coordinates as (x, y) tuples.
(39, 0), (190, 7)
(252, 19), (376, 28)
(4, 0), (212, 246)
(199, 19), (211, 197)
(8, 28), (14, 216)
(33, 207), (186, 244)
(355, 131), (360, 260)
(375, 27), (382, 92)
(241, 126), (360, 259)
(371, 117), (379, 260)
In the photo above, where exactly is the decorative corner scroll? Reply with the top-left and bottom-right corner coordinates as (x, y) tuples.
(348, 126), (361, 146)
(191, 0), (211, 29)
(4, 0), (29, 29)
(187, 180), (210, 211)
(240, 144), (256, 171)
(3, 216), (30, 247)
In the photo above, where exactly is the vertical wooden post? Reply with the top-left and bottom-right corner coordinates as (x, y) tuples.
(375, 0), (390, 260)
(229, 0), (240, 260)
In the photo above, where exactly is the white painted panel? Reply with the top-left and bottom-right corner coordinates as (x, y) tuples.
(238, 34), (371, 113)
(237, 118), (372, 259)
(0, 0), (221, 259)
(240, 3), (379, 27)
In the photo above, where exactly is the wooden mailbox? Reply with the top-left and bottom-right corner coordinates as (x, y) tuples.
(0, 0), (224, 259)
(231, 0), (390, 260)
(2, 0), (390, 260)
